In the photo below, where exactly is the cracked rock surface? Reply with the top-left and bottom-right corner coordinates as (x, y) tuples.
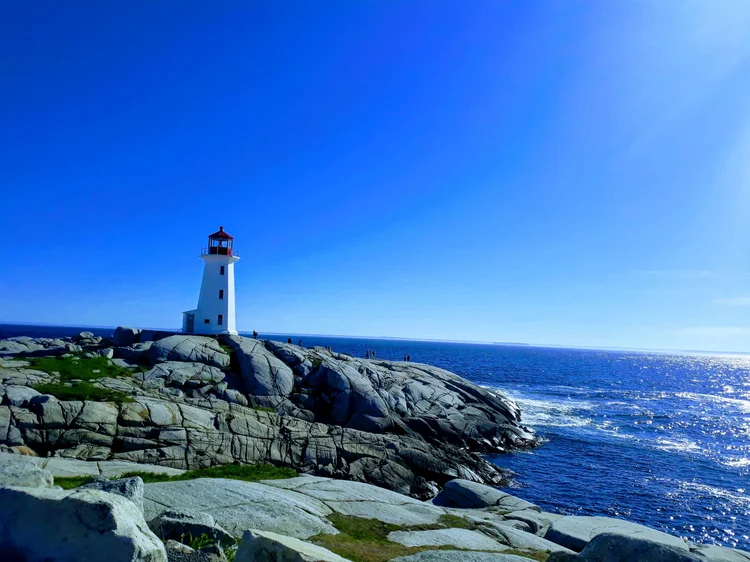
(0, 329), (536, 498)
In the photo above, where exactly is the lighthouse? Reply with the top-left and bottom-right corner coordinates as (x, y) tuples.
(182, 226), (239, 335)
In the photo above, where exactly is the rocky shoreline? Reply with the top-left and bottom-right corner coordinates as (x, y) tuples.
(0, 328), (748, 561)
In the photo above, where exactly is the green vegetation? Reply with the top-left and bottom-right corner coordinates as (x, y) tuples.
(54, 462), (297, 489)
(223, 536), (241, 561)
(310, 357), (323, 370)
(311, 514), (549, 562)
(29, 355), (136, 381)
(504, 550), (549, 561)
(251, 406), (276, 413)
(28, 355), (140, 403)
(30, 381), (134, 403)
(55, 475), (93, 490)
(181, 532), (215, 550)
(172, 532), (240, 560)
(435, 514), (479, 530)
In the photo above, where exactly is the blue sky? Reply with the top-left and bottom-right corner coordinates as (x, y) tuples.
(2, 1), (750, 352)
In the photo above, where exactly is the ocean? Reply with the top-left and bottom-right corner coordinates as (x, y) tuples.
(2, 324), (748, 549)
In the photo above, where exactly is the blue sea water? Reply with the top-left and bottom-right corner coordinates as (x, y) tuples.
(2, 324), (749, 549)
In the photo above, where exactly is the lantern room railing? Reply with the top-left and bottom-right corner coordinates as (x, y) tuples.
(201, 247), (239, 257)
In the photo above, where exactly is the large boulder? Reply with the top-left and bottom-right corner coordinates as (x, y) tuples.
(225, 336), (294, 399)
(0, 455), (53, 488)
(143, 478), (338, 539)
(235, 529), (350, 562)
(114, 327), (142, 347)
(544, 516), (689, 553)
(502, 509), (562, 536)
(149, 336), (230, 369)
(149, 509), (234, 546)
(387, 528), (507, 551)
(80, 475), (145, 512)
(472, 520), (574, 554)
(689, 544), (750, 562)
(547, 533), (700, 562)
(2, 385), (42, 407)
(0, 485), (167, 561)
(432, 479), (540, 512)
(262, 476), (447, 526)
(138, 362), (226, 390)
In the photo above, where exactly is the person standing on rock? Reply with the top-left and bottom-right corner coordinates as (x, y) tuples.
(287, 337), (292, 344)
(298, 339), (302, 347)
(253, 330), (258, 339)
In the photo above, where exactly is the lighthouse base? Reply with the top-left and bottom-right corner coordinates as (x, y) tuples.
(181, 310), (237, 336)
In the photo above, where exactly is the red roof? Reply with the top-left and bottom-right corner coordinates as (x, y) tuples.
(208, 226), (234, 239)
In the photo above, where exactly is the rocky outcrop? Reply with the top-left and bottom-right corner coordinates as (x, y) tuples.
(246, 339), (536, 453)
(149, 510), (234, 547)
(0, 336), (79, 358)
(547, 533), (701, 561)
(81, 474), (145, 513)
(432, 479), (541, 512)
(544, 515), (690, 553)
(235, 529), (349, 562)
(0, 453), (53, 488)
(0, 331), (535, 498)
(0, 485), (166, 561)
(149, 336), (230, 369)
(1, 450), (749, 562)
(114, 327), (142, 347)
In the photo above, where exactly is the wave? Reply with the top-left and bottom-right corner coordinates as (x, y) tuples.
(651, 437), (702, 454)
(724, 457), (750, 468)
(675, 392), (750, 413)
(659, 478), (750, 508)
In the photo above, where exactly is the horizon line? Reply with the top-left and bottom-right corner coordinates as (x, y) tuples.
(1, 320), (749, 357)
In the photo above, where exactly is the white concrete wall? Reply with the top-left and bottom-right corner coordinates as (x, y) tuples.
(188, 254), (239, 335)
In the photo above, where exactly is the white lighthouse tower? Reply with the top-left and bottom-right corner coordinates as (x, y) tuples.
(182, 226), (239, 335)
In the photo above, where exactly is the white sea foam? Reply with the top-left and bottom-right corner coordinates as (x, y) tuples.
(494, 389), (599, 429)
(675, 392), (750, 413)
(651, 437), (702, 454)
(660, 478), (750, 509)
(725, 457), (750, 468)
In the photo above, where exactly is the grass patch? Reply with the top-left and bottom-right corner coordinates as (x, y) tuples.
(182, 532), (214, 550)
(504, 550), (550, 561)
(28, 354), (141, 403)
(29, 355), (134, 382)
(311, 514), (549, 562)
(434, 514), (479, 530)
(310, 514), (462, 562)
(30, 381), (134, 403)
(55, 463), (297, 489)
(173, 463), (297, 482)
(55, 475), (94, 489)
(310, 356), (323, 370)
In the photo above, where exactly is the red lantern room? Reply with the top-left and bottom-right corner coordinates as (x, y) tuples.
(206, 226), (234, 256)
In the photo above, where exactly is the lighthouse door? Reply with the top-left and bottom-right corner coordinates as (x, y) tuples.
(186, 314), (195, 333)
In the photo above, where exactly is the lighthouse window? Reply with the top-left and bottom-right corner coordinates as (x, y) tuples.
(204, 319), (210, 324)
(217, 314), (223, 325)
(220, 266), (225, 275)
(219, 290), (224, 299)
